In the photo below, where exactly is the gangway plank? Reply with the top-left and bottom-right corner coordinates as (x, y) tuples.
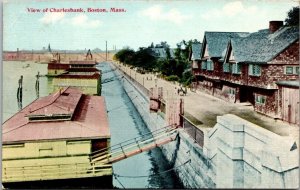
(90, 125), (179, 165)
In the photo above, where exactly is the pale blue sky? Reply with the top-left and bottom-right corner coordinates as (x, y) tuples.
(3, 0), (299, 51)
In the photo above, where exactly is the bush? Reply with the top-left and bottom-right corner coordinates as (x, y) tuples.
(166, 75), (179, 81)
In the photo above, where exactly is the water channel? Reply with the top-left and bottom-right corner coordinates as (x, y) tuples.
(2, 61), (183, 189)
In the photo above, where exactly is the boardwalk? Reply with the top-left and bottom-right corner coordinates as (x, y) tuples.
(114, 62), (299, 141)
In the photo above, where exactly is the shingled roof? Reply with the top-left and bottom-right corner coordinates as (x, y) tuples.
(204, 32), (249, 58)
(230, 26), (299, 63)
(191, 43), (202, 60)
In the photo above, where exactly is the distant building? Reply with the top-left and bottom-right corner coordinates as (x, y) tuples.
(52, 67), (101, 95)
(2, 87), (111, 188)
(47, 54), (101, 95)
(193, 21), (299, 124)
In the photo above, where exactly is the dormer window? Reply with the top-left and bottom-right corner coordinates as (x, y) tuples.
(249, 64), (261, 76)
(207, 60), (214, 71)
(201, 61), (207, 70)
(232, 63), (241, 74)
(223, 62), (231, 73)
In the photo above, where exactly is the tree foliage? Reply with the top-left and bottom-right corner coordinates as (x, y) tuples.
(114, 39), (200, 86)
(285, 6), (299, 26)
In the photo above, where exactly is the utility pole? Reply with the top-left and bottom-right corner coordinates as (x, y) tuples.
(106, 41), (107, 61)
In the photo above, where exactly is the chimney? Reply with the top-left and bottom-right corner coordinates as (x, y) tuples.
(269, 21), (283, 33)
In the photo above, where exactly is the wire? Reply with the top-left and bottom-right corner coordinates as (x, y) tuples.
(113, 173), (126, 189)
(113, 159), (191, 178)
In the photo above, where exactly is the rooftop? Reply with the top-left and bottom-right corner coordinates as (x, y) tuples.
(231, 26), (299, 63)
(190, 43), (202, 60)
(3, 87), (110, 144)
(69, 60), (96, 65)
(204, 32), (249, 58)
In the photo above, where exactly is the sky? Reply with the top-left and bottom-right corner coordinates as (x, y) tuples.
(3, 0), (299, 51)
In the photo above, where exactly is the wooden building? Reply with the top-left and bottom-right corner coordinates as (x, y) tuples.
(52, 68), (102, 95)
(2, 87), (111, 188)
(193, 21), (299, 124)
(47, 59), (101, 95)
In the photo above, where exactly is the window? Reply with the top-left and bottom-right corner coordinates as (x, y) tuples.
(255, 95), (266, 105)
(296, 66), (299, 75)
(207, 60), (214, 71)
(249, 64), (261, 76)
(232, 63), (241, 74)
(228, 88), (236, 95)
(201, 61), (207, 70)
(285, 66), (294, 74)
(223, 62), (231, 73)
(285, 66), (299, 75)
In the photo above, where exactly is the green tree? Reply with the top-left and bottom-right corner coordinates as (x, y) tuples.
(114, 48), (135, 65)
(285, 6), (299, 26)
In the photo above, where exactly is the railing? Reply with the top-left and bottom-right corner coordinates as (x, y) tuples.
(90, 125), (179, 164)
(2, 162), (112, 183)
(180, 114), (204, 147)
(112, 63), (151, 97)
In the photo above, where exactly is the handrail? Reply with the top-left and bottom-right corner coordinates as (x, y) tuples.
(90, 124), (177, 156)
(91, 126), (179, 164)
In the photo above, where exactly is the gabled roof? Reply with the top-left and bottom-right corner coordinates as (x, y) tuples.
(3, 87), (110, 143)
(190, 43), (202, 60)
(203, 32), (249, 58)
(148, 48), (175, 59)
(230, 26), (299, 63)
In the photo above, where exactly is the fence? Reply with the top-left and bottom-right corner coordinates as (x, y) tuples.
(113, 63), (151, 97)
(180, 114), (204, 147)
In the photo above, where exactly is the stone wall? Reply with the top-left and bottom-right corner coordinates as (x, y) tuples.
(204, 114), (299, 188)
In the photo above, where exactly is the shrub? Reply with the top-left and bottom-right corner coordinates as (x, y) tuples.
(166, 75), (179, 81)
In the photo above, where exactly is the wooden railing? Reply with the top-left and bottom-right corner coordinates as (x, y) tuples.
(2, 162), (112, 183)
(180, 114), (204, 147)
(90, 125), (179, 164)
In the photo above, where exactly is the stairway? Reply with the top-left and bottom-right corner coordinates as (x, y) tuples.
(90, 125), (179, 165)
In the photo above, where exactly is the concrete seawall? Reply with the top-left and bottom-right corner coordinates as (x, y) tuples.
(112, 63), (299, 188)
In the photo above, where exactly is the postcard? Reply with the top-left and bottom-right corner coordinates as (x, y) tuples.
(2, 0), (299, 189)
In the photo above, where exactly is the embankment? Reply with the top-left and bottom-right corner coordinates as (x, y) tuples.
(111, 62), (299, 188)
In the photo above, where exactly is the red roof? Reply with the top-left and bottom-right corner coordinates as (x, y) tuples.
(56, 73), (101, 79)
(48, 63), (70, 70)
(67, 68), (100, 72)
(2, 87), (110, 144)
(69, 60), (96, 65)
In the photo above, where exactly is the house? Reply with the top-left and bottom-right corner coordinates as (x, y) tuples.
(194, 21), (299, 124)
(194, 31), (249, 95)
(2, 87), (112, 188)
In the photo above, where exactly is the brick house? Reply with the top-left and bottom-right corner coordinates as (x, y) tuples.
(193, 31), (249, 95)
(193, 21), (299, 124)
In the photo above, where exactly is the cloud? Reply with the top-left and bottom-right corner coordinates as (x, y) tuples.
(39, 13), (102, 28)
(70, 14), (102, 28)
(140, 5), (192, 25)
(201, 1), (258, 20)
(39, 12), (65, 24)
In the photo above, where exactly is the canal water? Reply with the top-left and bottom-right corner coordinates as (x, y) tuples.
(2, 61), (183, 188)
